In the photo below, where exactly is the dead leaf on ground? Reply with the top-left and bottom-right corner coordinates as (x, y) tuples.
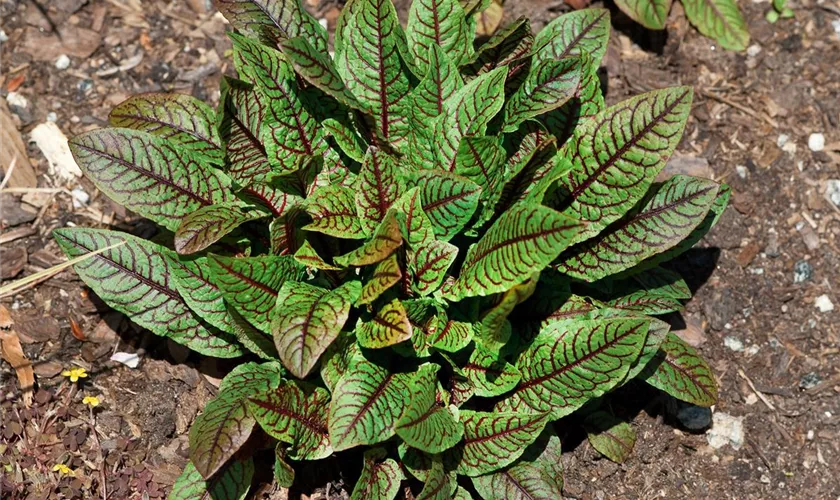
(474, 0), (504, 37)
(0, 305), (35, 407)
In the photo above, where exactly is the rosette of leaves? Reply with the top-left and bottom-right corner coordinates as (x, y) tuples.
(608, 0), (750, 51)
(56, 1), (728, 498)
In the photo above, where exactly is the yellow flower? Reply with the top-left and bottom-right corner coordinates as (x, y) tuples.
(82, 396), (100, 408)
(61, 367), (88, 383)
(52, 463), (75, 476)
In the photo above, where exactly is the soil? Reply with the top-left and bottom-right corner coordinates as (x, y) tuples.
(1, 0), (838, 499)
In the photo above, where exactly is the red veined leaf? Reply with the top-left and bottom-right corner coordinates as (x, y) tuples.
(170, 458), (253, 500)
(428, 314), (474, 353)
(470, 431), (564, 500)
(392, 187), (436, 249)
(273, 444), (295, 488)
(320, 331), (361, 392)
(406, 0), (473, 72)
(304, 184), (368, 239)
(416, 455), (457, 500)
(334, 211), (403, 267)
(228, 306), (281, 360)
(478, 273), (538, 354)
(412, 240), (459, 296)
(279, 36), (361, 109)
(452, 136), (506, 197)
(395, 363), (464, 453)
(359, 254), (402, 305)
(215, 0), (329, 53)
(614, 0), (672, 30)
(540, 53), (605, 145)
(584, 410), (637, 463)
(461, 17), (533, 77)
(293, 240), (342, 271)
(237, 176), (304, 218)
(350, 448), (404, 500)
(463, 344), (521, 397)
(532, 8), (611, 66)
(171, 256), (238, 336)
(218, 77), (273, 186)
(356, 147), (405, 233)
(639, 332), (718, 406)
(502, 58), (581, 133)
(175, 202), (267, 255)
(410, 170), (482, 241)
(357, 298), (413, 349)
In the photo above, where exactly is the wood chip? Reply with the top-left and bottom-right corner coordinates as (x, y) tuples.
(0, 99), (36, 189)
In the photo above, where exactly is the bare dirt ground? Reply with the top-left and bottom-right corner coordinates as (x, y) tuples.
(1, 0), (838, 498)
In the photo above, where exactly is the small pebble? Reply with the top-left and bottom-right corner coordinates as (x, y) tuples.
(707, 412), (745, 450)
(46, 112), (57, 122)
(677, 405), (712, 430)
(765, 229), (780, 258)
(807, 430), (814, 440)
(735, 165), (748, 179)
(724, 336), (744, 352)
(760, 475), (771, 484)
(777, 134), (789, 148)
(793, 260), (813, 284)
(745, 345), (760, 356)
(6, 91), (28, 109)
(826, 180), (840, 207)
(55, 54), (71, 70)
(745, 393), (758, 405)
(799, 372), (821, 390)
(834, 19), (840, 37)
(808, 133), (825, 152)
(815, 294), (834, 313)
(71, 188), (90, 208)
(0, 30), (8, 43)
(746, 44), (762, 57)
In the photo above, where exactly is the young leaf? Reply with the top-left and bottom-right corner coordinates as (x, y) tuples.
(169, 459), (253, 500)
(540, 54), (604, 144)
(357, 298), (414, 348)
(337, 0), (412, 145)
(189, 362), (284, 479)
(463, 345), (521, 397)
(54, 228), (243, 358)
(559, 175), (720, 281)
(639, 332), (718, 406)
(557, 86), (693, 242)
(533, 9), (611, 66)
(452, 136), (506, 195)
(305, 184), (368, 239)
(320, 332), (361, 391)
(413, 240), (459, 296)
(471, 431), (563, 499)
(515, 317), (649, 418)
(392, 187), (436, 249)
(328, 352), (413, 450)
(248, 381), (332, 460)
(682, 0), (750, 51)
(68, 128), (232, 232)
(293, 240), (341, 271)
(231, 34), (326, 173)
(411, 170), (482, 241)
(416, 455), (457, 500)
(428, 315), (474, 353)
(273, 280), (360, 378)
(351, 448), (404, 500)
(171, 256), (238, 336)
(406, 0), (473, 71)
(239, 178), (303, 217)
(601, 288), (683, 316)
(175, 202), (266, 254)
(448, 410), (550, 476)
(502, 58), (582, 133)
(228, 307), (281, 360)
(218, 77), (273, 186)
(215, 0), (329, 53)
(209, 254), (305, 334)
(478, 274), (538, 353)
(356, 147), (404, 233)
(279, 36), (361, 109)
(461, 17), (533, 77)
(359, 254), (402, 305)
(334, 211), (403, 267)
(584, 410), (637, 463)
(447, 203), (582, 299)
(109, 93), (223, 163)
(395, 364), (464, 453)
(613, 0), (672, 30)
(434, 67), (508, 169)
(274, 444), (295, 488)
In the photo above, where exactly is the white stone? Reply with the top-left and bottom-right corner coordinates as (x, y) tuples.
(46, 112), (57, 122)
(736, 165), (748, 179)
(71, 187), (90, 208)
(833, 19), (840, 37)
(29, 122), (82, 181)
(826, 180), (840, 207)
(747, 44), (762, 57)
(815, 294), (835, 313)
(807, 430), (814, 440)
(6, 91), (28, 109)
(808, 133), (825, 152)
(55, 54), (71, 70)
(707, 412), (745, 450)
(110, 351), (141, 368)
(0, 30), (8, 43)
(745, 393), (758, 405)
(724, 336), (744, 352)
(777, 134), (789, 148)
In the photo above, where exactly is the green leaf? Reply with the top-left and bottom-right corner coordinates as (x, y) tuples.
(273, 280), (360, 378)
(613, 0), (672, 30)
(392, 187), (436, 249)
(452, 136), (506, 196)
(601, 286), (683, 316)
(273, 444), (295, 488)
(54, 228), (243, 358)
(463, 345), (521, 397)
(411, 170), (482, 241)
(171, 256), (237, 336)
(640, 332), (718, 406)
(238, 178), (302, 217)
(328, 352), (413, 450)
(584, 411), (637, 463)
(407, 0), (473, 72)
(189, 362), (284, 478)
(356, 147), (404, 233)
(305, 184), (368, 239)
(413, 240), (459, 296)
(228, 307), (281, 360)
(619, 315), (671, 382)
(69, 128), (232, 232)
(541, 294), (596, 329)
(215, 0), (329, 53)
(461, 18), (533, 77)
(293, 240), (342, 271)
(249, 381), (332, 460)
(279, 36), (361, 109)
(337, 0), (412, 145)
(218, 77), (272, 186)
(478, 274), (538, 354)
(533, 9), (611, 66)
(428, 315), (474, 353)
(209, 254), (305, 334)
(682, 0), (750, 50)
(446, 203), (582, 299)
(515, 317), (649, 418)
(395, 364), (464, 453)
(471, 432), (563, 500)
(448, 410), (550, 476)
(502, 58), (582, 133)
(357, 298), (414, 348)
(540, 54), (604, 144)
(109, 93), (222, 163)
(230, 34), (326, 173)
(169, 459), (253, 500)
(335, 211), (403, 267)
(351, 448), (404, 500)
(175, 202), (266, 255)
(359, 254), (402, 305)
(434, 67), (508, 169)
(416, 455), (457, 500)
(321, 331), (361, 391)
(557, 87), (693, 242)
(559, 175), (720, 281)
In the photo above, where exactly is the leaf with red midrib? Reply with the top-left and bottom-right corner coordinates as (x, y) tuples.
(412, 240), (458, 296)
(639, 332), (718, 406)
(461, 17), (534, 78)
(357, 298), (413, 349)
(248, 381), (332, 460)
(395, 364), (463, 454)
(406, 0), (473, 72)
(218, 77), (273, 186)
(335, 211), (403, 267)
(305, 184), (367, 239)
(279, 36), (361, 109)
(350, 448), (404, 500)
(359, 254), (402, 305)
(411, 170), (482, 242)
(175, 202), (267, 255)
(356, 147), (404, 233)
(170, 459), (253, 500)
(584, 410), (637, 463)
(215, 0), (329, 53)
(470, 431), (564, 500)
(532, 8), (611, 66)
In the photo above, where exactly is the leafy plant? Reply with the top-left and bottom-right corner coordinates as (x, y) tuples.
(765, 0), (794, 23)
(612, 0), (750, 51)
(56, 1), (728, 498)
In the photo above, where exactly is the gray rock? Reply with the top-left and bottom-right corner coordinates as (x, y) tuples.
(707, 412), (745, 450)
(827, 180), (840, 208)
(793, 260), (813, 284)
(678, 405), (712, 430)
(799, 372), (821, 390)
